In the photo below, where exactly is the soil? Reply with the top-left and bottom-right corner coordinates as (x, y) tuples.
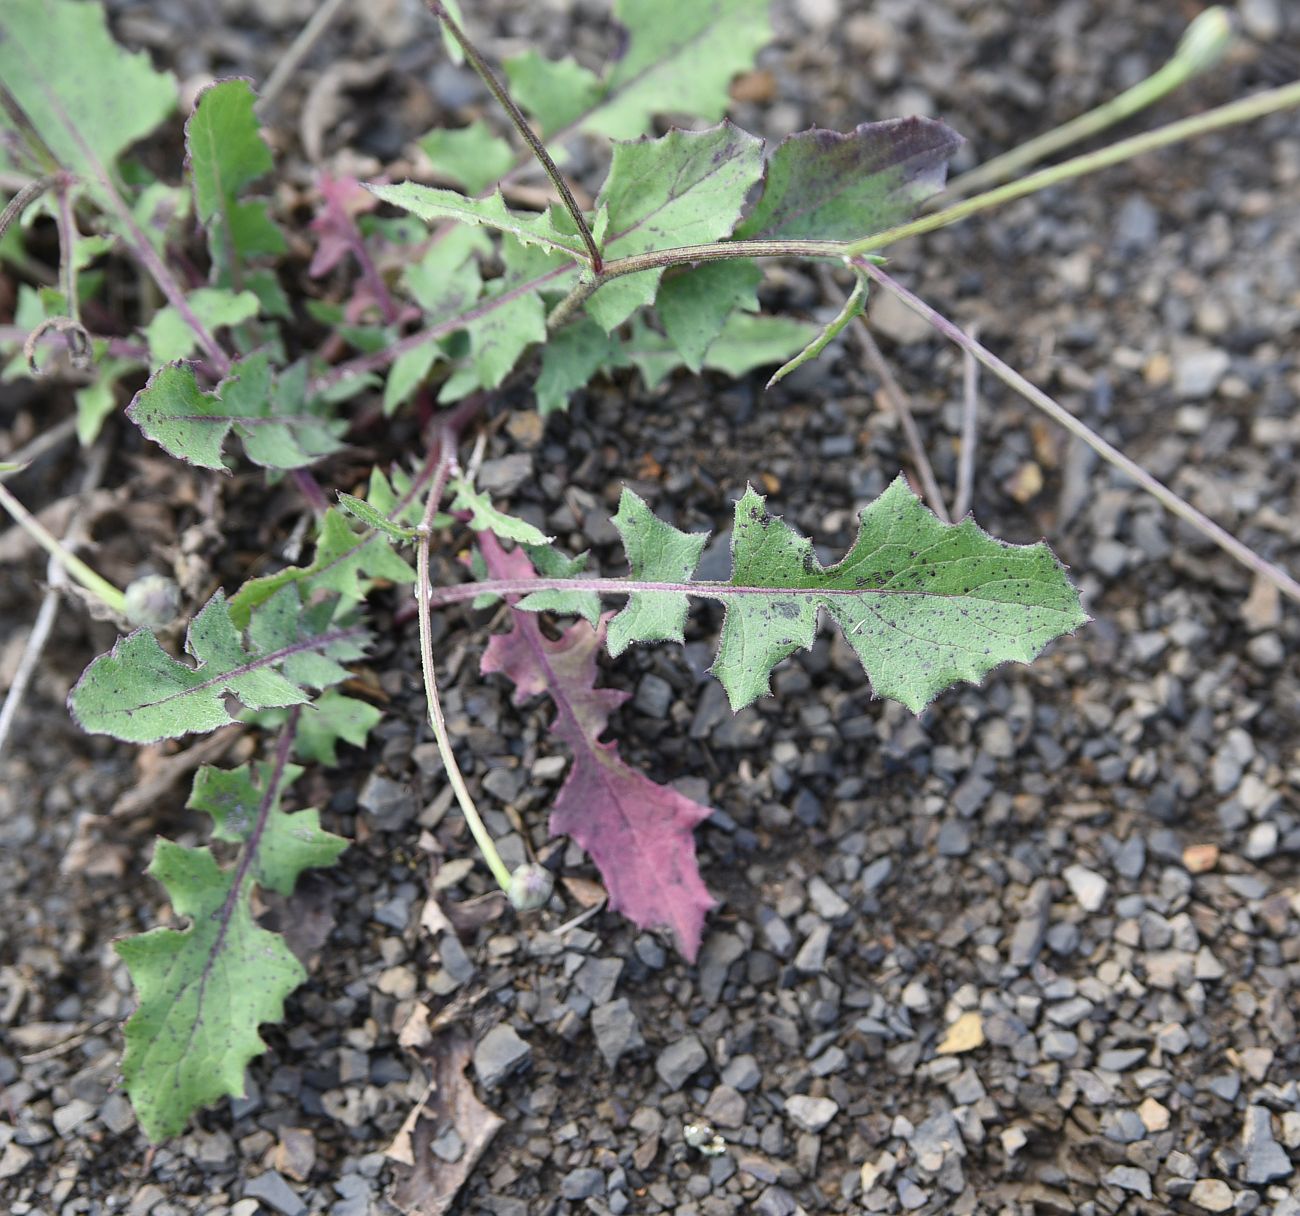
(3, 1), (1300, 1215)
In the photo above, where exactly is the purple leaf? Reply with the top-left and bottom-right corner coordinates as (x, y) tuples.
(478, 535), (716, 959)
(736, 117), (963, 242)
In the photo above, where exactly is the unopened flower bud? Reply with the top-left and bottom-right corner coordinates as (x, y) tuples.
(507, 862), (554, 912)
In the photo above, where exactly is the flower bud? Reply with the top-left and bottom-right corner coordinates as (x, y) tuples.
(507, 862), (554, 912)
(124, 574), (181, 629)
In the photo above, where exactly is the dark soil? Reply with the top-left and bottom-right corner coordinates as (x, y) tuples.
(3, 2), (1300, 1215)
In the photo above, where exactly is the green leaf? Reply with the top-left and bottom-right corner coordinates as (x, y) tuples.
(656, 261), (763, 371)
(74, 354), (142, 445)
(621, 312), (817, 390)
(766, 271), (867, 387)
(368, 183), (590, 259)
(586, 123), (764, 330)
(294, 689), (383, 764)
(227, 508), (416, 626)
(143, 288), (260, 364)
(515, 545), (602, 626)
(68, 586), (368, 743)
(382, 342), (439, 416)
(360, 464), (427, 531)
(706, 478), (1087, 710)
(417, 120), (515, 195)
(188, 762), (347, 894)
(0, 0), (175, 199)
(126, 355), (343, 471)
(503, 51), (604, 137)
(450, 478), (552, 546)
(185, 78), (283, 274)
(736, 118), (962, 242)
(535, 319), (620, 415)
(337, 493), (418, 541)
(606, 490), (708, 656)
(588, 0), (772, 140)
(115, 839), (305, 1141)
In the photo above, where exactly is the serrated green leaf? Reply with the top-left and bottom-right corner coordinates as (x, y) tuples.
(227, 508), (416, 626)
(621, 311), (817, 390)
(606, 490), (708, 656)
(369, 183), (589, 259)
(586, 123), (764, 331)
(656, 261), (763, 371)
(417, 120), (515, 195)
(450, 478), (551, 546)
(535, 319), (620, 415)
(337, 493), (418, 541)
(115, 839), (305, 1141)
(515, 545), (602, 625)
(363, 464), (427, 530)
(707, 478), (1086, 710)
(736, 117), (962, 242)
(126, 355), (343, 471)
(68, 586), (367, 743)
(143, 288), (260, 364)
(0, 0), (175, 200)
(186, 78), (274, 226)
(589, 0), (772, 140)
(189, 762), (347, 894)
(294, 689), (383, 764)
(503, 51), (604, 138)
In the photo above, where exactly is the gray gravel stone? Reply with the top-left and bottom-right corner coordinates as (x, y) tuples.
(785, 1094), (838, 1132)
(561, 1167), (605, 1199)
(860, 856), (892, 893)
(656, 1035), (708, 1088)
(936, 820), (971, 856)
(897, 1178), (929, 1210)
(1009, 879), (1051, 968)
(807, 876), (849, 919)
(1103, 1165), (1152, 1198)
(794, 923), (831, 973)
(592, 999), (644, 1068)
(245, 1170), (306, 1216)
(633, 673), (673, 718)
(721, 1054), (761, 1092)
(1242, 1105), (1293, 1184)
(473, 1024), (531, 1088)
(1175, 347), (1230, 399)
(1063, 864), (1108, 911)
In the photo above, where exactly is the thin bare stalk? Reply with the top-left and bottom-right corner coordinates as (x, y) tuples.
(427, 0), (602, 273)
(954, 329), (979, 521)
(52, 177), (91, 368)
(0, 174), (55, 242)
(0, 417), (76, 481)
(854, 258), (1300, 606)
(416, 428), (512, 892)
(256, 0), (351, 113)
(851, 318), (951, 523)
(941, 7), (1233, 200)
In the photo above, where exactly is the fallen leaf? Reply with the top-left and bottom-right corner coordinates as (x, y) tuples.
(936, 1010), (985, 1055)
(390, 1035), (504, 1215)
(478, 534), (716, 960)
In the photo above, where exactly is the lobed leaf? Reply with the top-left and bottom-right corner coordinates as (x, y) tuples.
(622, 312), (818, 390)
(115, 840), (306, 1141)
(656, 261), (763, 371)
(127, 355), (343, 471)
(480, 536), (715, 959)
(502, 50), (605, 138)
(417, 119), (515, 195)
(736, 117), (963, 242)
(449, 477), (552, 546)
(586, 123), (764, 330)
(142, 288), (260, 364)
(68, 586), (368, 743)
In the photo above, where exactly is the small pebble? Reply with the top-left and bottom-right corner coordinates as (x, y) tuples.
(785, 1094), (838, 1133)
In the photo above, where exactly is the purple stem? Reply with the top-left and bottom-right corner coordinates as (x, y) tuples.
(323, 188), (401, 325)
(292, 469), (331, 516)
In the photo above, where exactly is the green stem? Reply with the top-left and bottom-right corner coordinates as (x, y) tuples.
(846, 78), (1300, 256)
(0, 479), (128, 615)
(426, 0), (602, 273)
(415, 429), (513, 893)
(852, 258), (1300, 607)
(941, 7), (1233, 200)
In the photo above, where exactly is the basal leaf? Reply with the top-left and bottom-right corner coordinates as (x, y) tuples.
(227, 508), (416, 626)
(503, 50), (605, 138)
(707, 478), (1086, 709)
(142, 288), (260, 364)
(479, 536), (715, 959)
(127, 355), (343, 471)
(534, 318), (620, 416)
(736, 117), (963, 242)
(68, 586), (367, 743)
(186, 79), (283, 275)
(587, 123), (764, 331)
(368, 183), (590, 259)
(656, 261), (763, 371)
(189, 762), (347, 894)
(417, 120), (516, 195)
(589, 0), (772, 140)
(450, 478), (552, 546)
(115, 840), (306, 1141)
(606, 490), (708, 657)
(0, 0), (175, 198)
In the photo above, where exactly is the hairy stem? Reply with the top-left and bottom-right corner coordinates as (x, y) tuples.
(0, 174), (56, 242)
(427, 0), (602, 273)
(416, 428), (513, 892)
(0, 478), (127, 615)
(853, 259), (1300, 606)
(941, 7), (1233, 201)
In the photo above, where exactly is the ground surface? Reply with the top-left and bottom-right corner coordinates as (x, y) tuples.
(3, 1), (1300, 1214)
